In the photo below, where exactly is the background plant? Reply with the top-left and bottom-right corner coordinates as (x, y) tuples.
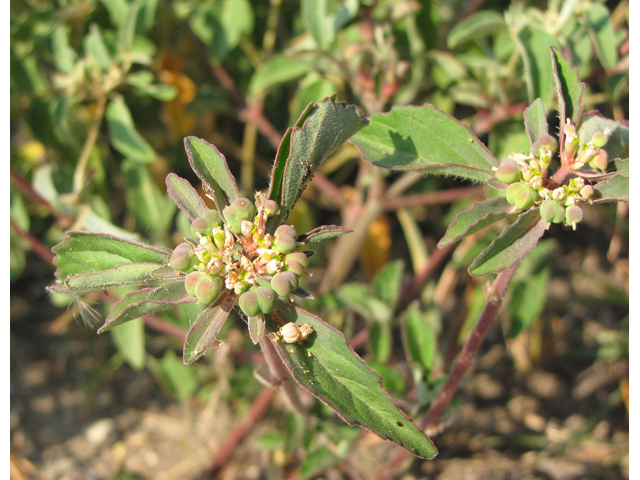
(11, 0), (628, 478)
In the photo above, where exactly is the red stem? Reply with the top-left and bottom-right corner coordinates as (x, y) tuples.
(10, 219), (54, 265)
(384, 187), (484, 211)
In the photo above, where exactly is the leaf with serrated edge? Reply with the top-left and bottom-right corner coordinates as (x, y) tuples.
(268, 95), (368, 225)
(266, 302), (437, 459)
(352, 104), (498, 183)
(49, 262), (162, 294)
(300, 225), (353, 243)
(166, 173), (210, 221)
(469, 209), (547, 276)
(98, 281), (193, 333)
(523, 98), (548, 147)
(183, 293), (235, 364)
(439, 197), (513, 247)
(551, 46), (584, 128)
(52, 231), (171, 282)
(593, 174), (628, 203)
(184, 136), (240, 212)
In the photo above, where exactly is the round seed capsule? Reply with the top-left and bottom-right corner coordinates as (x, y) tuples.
(170, 243), (195, 272)
(195, 275), (223, 305)
(495, 158), (521, 184)
(271, 271), (299, 297)
(239, 290), (260, 317)
(540, 200), (565, 224)
(256, 287), (276, 313)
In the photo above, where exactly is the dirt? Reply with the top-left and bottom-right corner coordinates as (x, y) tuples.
(11, 244), (628, 480)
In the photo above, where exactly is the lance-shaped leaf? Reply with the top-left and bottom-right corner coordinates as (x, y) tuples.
(299, 225), (353, 244)
(52, 231), (171, 282)
(98, 281), (193, 333)
(266, 302), (438, 459)
(584, 3), (617, 70)
(352, 104), (498, 183)
(49, 262), (163, 294)
(439, 196), (514, 247)
(551, 46), (584, 128)
(523, 98), (549, 147)
(166, 173), (210, 221)
(248, 314), (266, 344)
(402, 303), (437, 373)
(516, 26), (558, 108)
(183, 293), (236, 364)
(268, 95), (368, 225)
(184, 136), (240, 211)
(593, 174), (629, 203)
(469, 209), (547, 276)
(106, 96), (157, 163)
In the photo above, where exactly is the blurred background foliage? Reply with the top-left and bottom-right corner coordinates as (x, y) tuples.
(10, 0), (628, 477)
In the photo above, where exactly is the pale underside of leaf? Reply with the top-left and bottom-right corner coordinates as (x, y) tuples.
(166, 173), (210, 221)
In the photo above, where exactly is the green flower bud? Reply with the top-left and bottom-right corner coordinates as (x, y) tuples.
(263, 200), (279, 216)
(191, 210), (222, 236)
(579, 185), (594, 199)
(195, 274), (223, 304)
(591, 132), (607, 148)
(565, 205), (584, 229)
(275, 224), (298, 238)
(531, 134), (558, 156)
(185, 271), (203, 297)
(239, 290), (260, 317)
(170, 243), (196, 272)
(271, 271), (299, 297)
(223, 197), (257, 233)
(495, 158), (521, 184)
(273, 235), (297, 254)
(506, 182), (527, 205)
(540, 200), (565, 224)
(256, 287), (276, 313)
(589, 149), (608, 172)
(564, 123), (579, 157)
(285, 252), (308, 269)
(515, 186), (538, 210)
(577, 145), (597, 165)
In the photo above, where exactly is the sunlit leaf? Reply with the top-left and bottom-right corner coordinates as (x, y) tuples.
(439, 196), (513, 247)
(183, 293), (235, 364)
(106, 96), (157, 163)
(523, 98), (549, 147)
(551, 46), (584, 127)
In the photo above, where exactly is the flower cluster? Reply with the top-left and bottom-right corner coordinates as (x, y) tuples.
(495, 126), (609, 230)
(169, 192), (310, 316)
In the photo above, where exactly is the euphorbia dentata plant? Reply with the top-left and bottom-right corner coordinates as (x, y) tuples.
(49, 49), (628, 462)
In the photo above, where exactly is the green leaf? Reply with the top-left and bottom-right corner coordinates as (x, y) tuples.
(369, 322), (392, 364)
(579, 116), (629, 160)
(106, 96), (157, 163)
(299, 225), (353, 244)
(373, 259), (404, 309)
(183, 293), (235, 364)
(158, 351), (199, 400)
(268, 96), (368, 225)
(447, 10), (506, 49)
(584, 3), (617, 70)
(118, 3), (139, 51)
(249, 56), (313, 96)
(51, 231), (171, 282)
(166, 173), (210, 221)
(439, 196), (513, 247)
(551, 46), (584, 128)
(337, 283), (392, 324)
(593, 174), (629, 203)
(507, 239), (554, 337)
(352, 104), (499, 182)
(248, 315), (266, 344)
(49, 262), (164, 294)
(516, 26), (558, 107)
(299, 447), (338, 478)
(469, 209), (547, 276)
(84, 23), (112, 70)
(523, 98), (549, 147)
(111, 318), (146, 371)
(402, 303), (436, 373)
(98, 0), (129, 27)
(98, 281), (193, 333)
(51, 25), (76, 74)
(122, 161), (176, 238)
(266, 303), (438, 459)
(301, 0), (333, 49)
(184, 136), (240, 211)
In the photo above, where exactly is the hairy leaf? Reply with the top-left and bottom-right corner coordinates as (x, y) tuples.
(352, 104), (498, 182)
(52, 231), (171, 282)
(183, 293), (236, 364)
(266, 303), (438, 459)
(184, 136), (240, 211)
(98, 281), (193, 333)
(49, 262), (162, 294)
(523, 98), (549, 147)
(593, 174), (629, 203)
(299, 225), (353, 243)
(268, 96), (368, 224)
(166, 173), (210, 221)
(469, 209), (547, 276)
(551, 46), (584, 128)
(439, 196), (514, 247)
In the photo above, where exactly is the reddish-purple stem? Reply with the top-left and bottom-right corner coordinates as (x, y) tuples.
(384, 187), (484, 211)
(10, 219), (55, 265)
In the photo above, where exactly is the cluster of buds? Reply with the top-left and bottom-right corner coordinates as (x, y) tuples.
(169, 192), (311, 316)
(564, 121), (610, 172)
(494, 128), (604, 230)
